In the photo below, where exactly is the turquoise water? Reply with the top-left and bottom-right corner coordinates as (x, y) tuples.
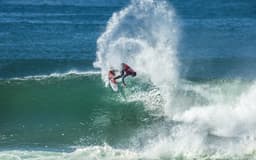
(0, 73), (151, 148)
(1, 0), (256, 159)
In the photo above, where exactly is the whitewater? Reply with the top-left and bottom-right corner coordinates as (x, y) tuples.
(1, 0), (256, 159)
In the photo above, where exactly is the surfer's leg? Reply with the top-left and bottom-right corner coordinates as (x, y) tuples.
(114, 70), (124, 80)
(122, 74), (128, 86)
(114, 75), (122, 80)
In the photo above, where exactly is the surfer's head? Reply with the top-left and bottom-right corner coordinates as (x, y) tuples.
(121, 63), (125, 69)
(109, 66), (114, 71)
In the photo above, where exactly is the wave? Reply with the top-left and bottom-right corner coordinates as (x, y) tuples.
(173, 81), (256, 138)
(2, 69), (256, 159)
(1, 144), (256, 160)
(2, 0), (256, 159)
(91, 0), (256, 158)
(0, 70), (162, 149)
(3, 70), (100, 80)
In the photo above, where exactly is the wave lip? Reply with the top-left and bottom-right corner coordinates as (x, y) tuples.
(3, 70), (100, 81)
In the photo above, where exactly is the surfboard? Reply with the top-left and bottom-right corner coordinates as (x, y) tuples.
(108, 70), (118, 92)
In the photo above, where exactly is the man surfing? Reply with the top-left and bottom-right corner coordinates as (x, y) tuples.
(108, 67), (118, 84)
(108, 67), (119, 91)
(114, 63), (136, 87)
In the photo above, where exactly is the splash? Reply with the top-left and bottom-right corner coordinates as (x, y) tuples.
(174, 82), (256, 138)
(94, 0), (179, 115)
(94, 0), (256, 157)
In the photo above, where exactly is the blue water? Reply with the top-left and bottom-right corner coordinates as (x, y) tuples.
(1, 0), (256, 159)
(1, 0), (255, 79)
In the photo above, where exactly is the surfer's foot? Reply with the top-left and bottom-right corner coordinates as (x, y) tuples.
(112, 78), (117, 84)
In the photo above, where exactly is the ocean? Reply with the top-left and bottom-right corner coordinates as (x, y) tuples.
(1, 0), (256, 159)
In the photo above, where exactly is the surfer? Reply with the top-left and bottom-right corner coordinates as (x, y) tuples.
(114, 63), (136, 86)
(108, 67), (118, 84)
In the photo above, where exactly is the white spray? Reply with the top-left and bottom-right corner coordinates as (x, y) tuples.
(94, 0), (179, 115)
(93, 0), (256, 158)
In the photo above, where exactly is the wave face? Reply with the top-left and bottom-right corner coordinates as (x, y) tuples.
(0, 72), (157, 148)
(1, 74), (256, 159)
